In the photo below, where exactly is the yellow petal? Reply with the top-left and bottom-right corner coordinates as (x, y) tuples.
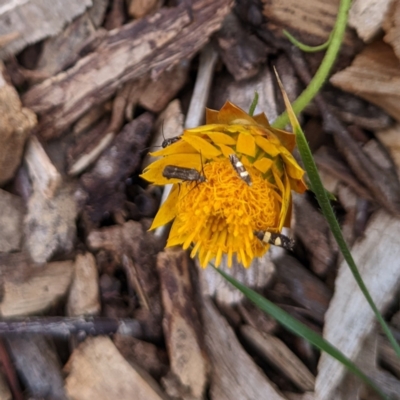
(206, 132), (236, 145)
(254, 136), (280, 157)
(217, 143), (235, 157)
(279, 173), (291, 230)
(289, 176), (308, 193)
(181, 135), (221, 158)
(280, 150), (306, 180)
(253, 157), (273, 173)
(149, 185), (179, 230)
(237, 132), (256, 157)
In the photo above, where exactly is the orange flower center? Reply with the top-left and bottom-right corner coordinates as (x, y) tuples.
(168, 158), (281, 267)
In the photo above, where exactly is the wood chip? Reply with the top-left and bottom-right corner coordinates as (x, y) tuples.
(36, 1), (108, 77)
(64, 336), (168, 400)
(0, 0), (93, 59)
(202, 298), (285, 399)
(376, 123), (400, 174)
(330, 40), (400, 124)
(262, 0), (358, 50)
(383, 0), (400, 61)
(0, 189), (25, 253)
(349, 0), (394, 42)
(6, 336), (66, 399)
(24, 184), (78, 264)
(0, 258), (74, 317)
(157, 248), (209, 400)
(128, 0), (162, 19)
(292, 192), (337, 277)
(67, 253), (100, 317)
(80, 113), (153, 224)
(215, 12), (268, 81)
(273, 254), (332, 324)
(24, 136), (61, 199)
(139, 62), (189, 113)
(22, 0), (232, 139)
(0, 63), (36, 186)
(241, 324), (315, 391)
(200, 254), (275, 305)
(316, 210), (400, 399)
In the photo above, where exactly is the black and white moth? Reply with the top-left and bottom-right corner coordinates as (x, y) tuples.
(254, 230), (294, 251)
(162, 135), (181, 148)
(229, 154), (252, 186)
(162, 165), (206, 183)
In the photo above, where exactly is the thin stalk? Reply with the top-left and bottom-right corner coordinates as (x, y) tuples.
(273, 0), (351, 129)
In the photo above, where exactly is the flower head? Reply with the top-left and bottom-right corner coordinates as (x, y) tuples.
(141, 102), (307, 268)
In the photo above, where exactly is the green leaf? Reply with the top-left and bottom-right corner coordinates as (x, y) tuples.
(248, 91), (259, 117)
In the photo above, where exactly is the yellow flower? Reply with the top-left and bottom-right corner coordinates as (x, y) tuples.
(141, 102), (307, 268)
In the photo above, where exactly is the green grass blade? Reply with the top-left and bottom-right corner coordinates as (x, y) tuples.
(212, 265), (388, 399)
(275, 74), (400, 359)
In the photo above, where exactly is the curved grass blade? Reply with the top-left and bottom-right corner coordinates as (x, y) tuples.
(275, 72), (400, 359)
(211, 265), (388, 399)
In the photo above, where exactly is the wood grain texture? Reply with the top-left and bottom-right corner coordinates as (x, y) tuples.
(0, 0), (93, 59)
(315, 210), (400, 399)
(22, 0), (232, 139)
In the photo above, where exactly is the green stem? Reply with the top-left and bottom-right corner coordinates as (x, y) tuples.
(273, 0), (351, 129)
(283, 30), (332, 52)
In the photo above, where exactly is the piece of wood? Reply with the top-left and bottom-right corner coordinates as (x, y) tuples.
(292, 192), (337, 277)
(0, 189), (25, 253)
(262, 0), (357, 51)
(6, 336), (66, 399)
(157, 248), (209, 399)
(215, 12), (268, 81)
(376, 123), (400, 174)
(330, 40), (400, 124)
(0, 257), (74, 317)
(128, 0), (162, 19)
(22, 0), (232, 139)
(114, 335), (168, 380)
(315, 210), (400, 399)
(0, 0), (93, 59)
(241, 324), (315, 391)
(80, 113), (153, 224)
(349, 0), (394, 42)
(210, 65), (279, 122)
(202, 298), (285, 399)
(36, 0), (108, 77)
(384, 0), (400, 61)
(65, 336), (168, 400)
(24, 136), (61, 199)
(87, 220), (163, 339)
(0, 371), (12, 400)
(273, 255), (332, 324)
(0, 63), (36, 186)
(200, 253), (275, 305)
(67, 253), (100, 317)
(24, 184), (78, 263)
(138, 62), (189, 113)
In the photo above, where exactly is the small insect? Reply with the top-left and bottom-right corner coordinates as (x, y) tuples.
(254, 230), (294, 251)
(162, 135), (181, 148)
(229, 154), (252, 186)
(162, 165), (206, 183)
